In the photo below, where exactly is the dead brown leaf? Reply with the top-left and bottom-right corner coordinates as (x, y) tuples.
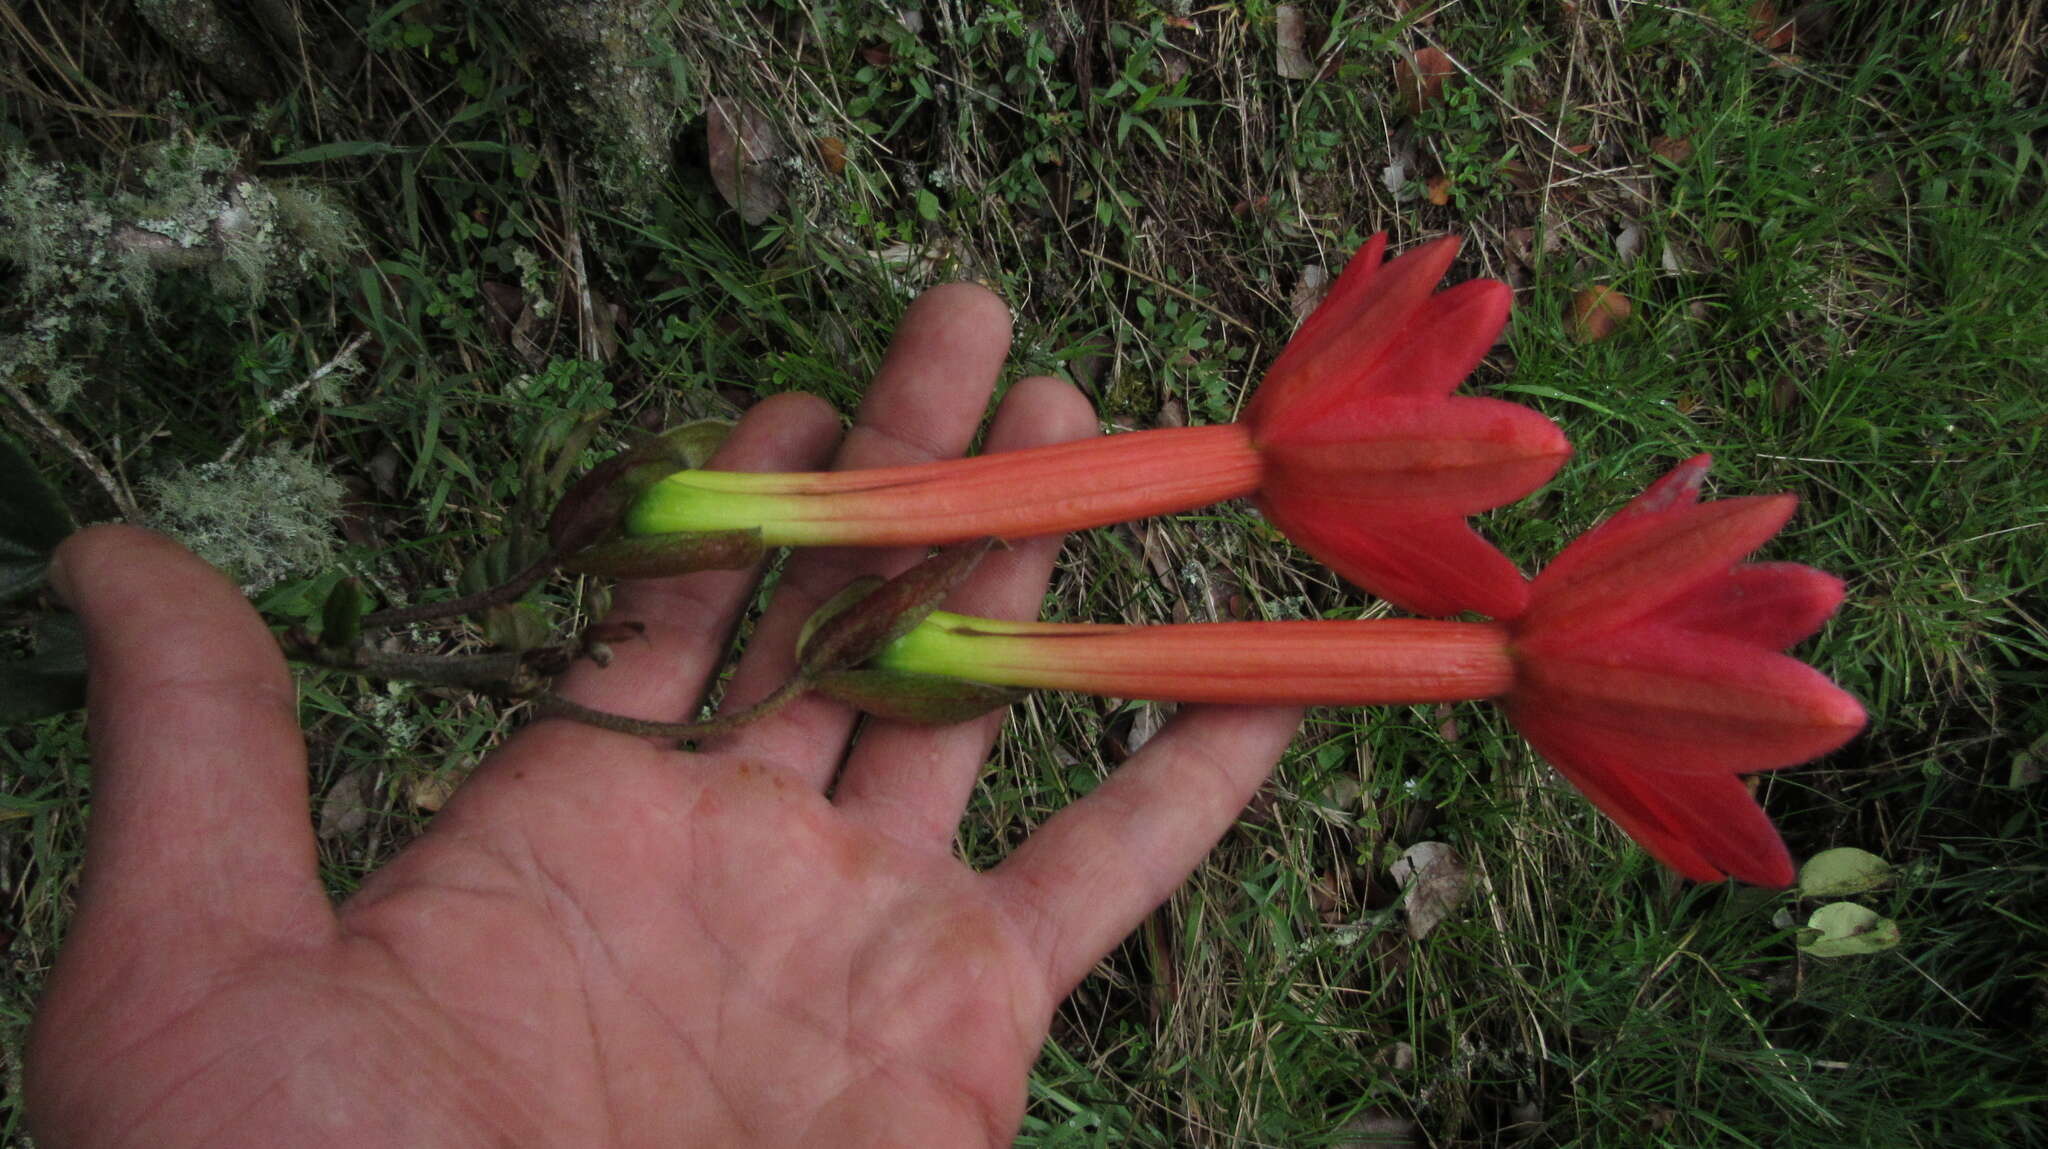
(1395, 47), (1454, 115)
(1291, 263), (1331, 322)
(586, 290), (624, 364)
(817, 136), (847, 175)
(1505, 223), (1566, 268)
(1337, 1109), (1423, 1148)
(1614, 221), (1646, 265)
(481, 280), (548, 368)
(706, 100), (785, 225)
(1394, 0), (1436, 26)
(317, 767), (375, 840)
(1124, 702), (1169, 756)
(1749, 1), (1796, 51)
(1310, 870), (1344, 922)
(1569, 285), (1631, 343)
(1649, 134), (1695, 164)
(1276, 5), (1317, 80)
(408, 772), (458, 812)
(1391, 841), (1468, 941)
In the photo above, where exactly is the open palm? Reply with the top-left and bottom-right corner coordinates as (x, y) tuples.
(25, 286), (1302, 1148)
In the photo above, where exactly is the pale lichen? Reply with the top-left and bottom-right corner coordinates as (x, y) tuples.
(143, 444), (346, 593)
(0, 139), (360, 407)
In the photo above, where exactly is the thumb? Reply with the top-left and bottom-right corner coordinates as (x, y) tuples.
(52, 525), (332, 959)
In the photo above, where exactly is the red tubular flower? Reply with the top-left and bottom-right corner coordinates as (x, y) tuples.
(1247, 234), (1562, 618)
(825, 458), (1864, 886)
(1500, 454), (1865, 885)
(600, 234), (1567, 618)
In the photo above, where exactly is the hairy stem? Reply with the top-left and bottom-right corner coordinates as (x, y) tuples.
(361, 553), (561, 630)
(531, 678), (812, 743)
(280, 633), (562, 696)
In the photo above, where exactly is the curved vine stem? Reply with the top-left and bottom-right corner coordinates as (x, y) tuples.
(529, 677), (812, 743)
(361, 552), (561, 630)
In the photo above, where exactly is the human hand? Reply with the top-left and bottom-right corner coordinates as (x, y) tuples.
(25, 284), (1304, 1147)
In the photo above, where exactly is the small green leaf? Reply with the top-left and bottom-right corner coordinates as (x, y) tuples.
(1798, 901), (1901, 959)
(0, 614), (88, 724)
(320, 578), (366, 648)
(0, 435), (77, 602)
(460, 532), (553, 597)
(482, 603), (552, 652)
(815, 668), (1023, 724)
(1798, 847), (1895, 898)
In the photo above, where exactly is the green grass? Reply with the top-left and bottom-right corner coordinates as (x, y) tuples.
(4, 0), (2046, 1144)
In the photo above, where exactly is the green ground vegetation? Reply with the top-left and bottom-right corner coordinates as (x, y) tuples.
(3, 1), (2045, 1144)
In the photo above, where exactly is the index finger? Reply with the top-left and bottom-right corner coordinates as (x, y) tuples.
(700, 283), (1019, 788)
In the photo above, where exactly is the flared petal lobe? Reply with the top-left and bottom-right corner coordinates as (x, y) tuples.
(1511, 626), (1867, 775)
(1660, 563), (1846, 648)
(1263, 278), (1515, 433)
(1278, 233), (1388, 364)
(1248, 234), (1464, 426)
(1258, 396), (1570, 518)
(1258, 497), (1532, 619)
(1244, 238), (1557, 618)
(1504, 455), (1865, 884)
(1518, 494), (1797, 638)
(1510, 712), (1798, 886)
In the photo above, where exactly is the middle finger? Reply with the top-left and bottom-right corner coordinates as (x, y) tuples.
(700, 282), (1017, 788)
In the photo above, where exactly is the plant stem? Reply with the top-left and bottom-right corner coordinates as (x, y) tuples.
(0, 374), (143, 522)
(361, 552), (560, 630)
(280, 632), (562, 696)
(530, 678), (811, 742)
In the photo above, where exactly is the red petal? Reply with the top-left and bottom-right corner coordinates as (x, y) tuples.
(1277, 279), (1513, 429)
(1249, 234), (1463, 426)
(1508, 704), (1796, 884)
(1260, 395), (1567, 518)
(1257, 498), (1530, 618)
(1250, 235), (1388, 422)
(1289, 233), (1389, 353)
(1610, 453), (1711, 519)
(1530, 456), (1709, 590)
(1512, 626), (1867, 774)
(1661, 562), (1845, 649)
(1521, 494), (1797, 638)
